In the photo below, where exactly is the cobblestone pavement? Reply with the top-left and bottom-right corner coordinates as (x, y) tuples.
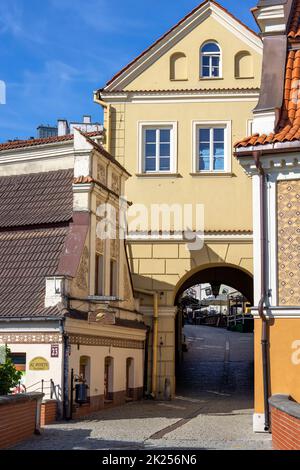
(14, 326), (272, 450)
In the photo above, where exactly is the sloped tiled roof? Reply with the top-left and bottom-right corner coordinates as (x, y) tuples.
(0, 169), (74, 319)
(235, 1), (300, 149)
(288, 0), (300, 39)
(0, 169), (73, 228)
(0, 228), (69, 318)
(0, 131), (101, 152)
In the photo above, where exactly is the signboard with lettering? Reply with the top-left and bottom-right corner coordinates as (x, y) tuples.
(29, 357), (49, 371)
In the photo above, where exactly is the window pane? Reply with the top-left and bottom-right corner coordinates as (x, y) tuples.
(160, 129), (170, 143)
(199, 128), (210, 142)
(145, 157), (156, 172)
(212, 56), (220, 67)
(202, 42), (220, 53)
(214, 156), (224, 170)
(214, 128), (224, 142)
(160, 157), (170, 171)
(202, 66), (210, 77)
(213, 142), (224, 170)
(202, 56), (210, 66)
(199, 156), (210, 171)
(160, 143), (170, 157)
(145, 143), (156, 157)
(212, 67), (219, 77)
(145, 129), (156, 143)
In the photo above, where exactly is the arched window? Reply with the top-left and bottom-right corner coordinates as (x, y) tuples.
(79, 356), (91, 395)
(200, 42), (221, 78)
(235, 51), (253, 79)
(170, 52), (187, 81)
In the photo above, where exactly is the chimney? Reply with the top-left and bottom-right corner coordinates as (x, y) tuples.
(253, 1), (291, 34)
(57, 119), (69, 136)
(83, 115), (91, 124)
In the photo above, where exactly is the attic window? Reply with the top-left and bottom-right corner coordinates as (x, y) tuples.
(200, 42), (221, 78)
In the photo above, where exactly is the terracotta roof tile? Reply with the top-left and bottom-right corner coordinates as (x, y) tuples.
(0, 227), (69, 318)
(0, 131), (102, 152)
(288, 0), (300, 39)
(0, 170), (73, 228)
(235, 49), (300, 148)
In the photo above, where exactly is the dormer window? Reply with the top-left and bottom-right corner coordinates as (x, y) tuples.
(200, 42), (221, 78)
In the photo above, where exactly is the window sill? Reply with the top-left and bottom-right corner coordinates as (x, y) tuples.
(199, 77), (224, 81)
(190, 172), (235, 177)
(136, 173), (182, 178)
(235, 76), (255, 80)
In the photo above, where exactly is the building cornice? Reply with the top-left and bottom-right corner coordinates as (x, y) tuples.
(99, 88), (260, 104)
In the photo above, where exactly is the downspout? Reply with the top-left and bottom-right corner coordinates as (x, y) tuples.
(135, 288), (159, 398)
(254, 150), (270, 432)
(94, 91), (112, 154)
(60, 319), (70, 420)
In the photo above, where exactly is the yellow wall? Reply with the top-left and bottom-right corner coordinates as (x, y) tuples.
(105, 14), (262, 232)
(101, 7), (262, 397)
(125, 15), (261, 91)
(254, 318), (300, 413)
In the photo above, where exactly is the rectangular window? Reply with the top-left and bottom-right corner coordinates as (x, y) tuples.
(95, 254), (104, 296)
(143, 126), (173, 173)
(110, 259), (118, 297)
(11, 353), (26, 372)
(201, 56), (220, 78)
(196, 125), (228, 172)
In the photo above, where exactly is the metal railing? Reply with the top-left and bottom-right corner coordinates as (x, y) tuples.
(12, 379), (60, 400)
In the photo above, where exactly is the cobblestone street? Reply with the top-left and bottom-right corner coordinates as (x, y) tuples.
(14, 326), (272, 450)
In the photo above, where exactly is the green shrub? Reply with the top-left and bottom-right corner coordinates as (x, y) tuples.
(0, 347), (22, 395)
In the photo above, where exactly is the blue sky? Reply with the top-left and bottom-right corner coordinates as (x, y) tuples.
(0, 0), (258, 142)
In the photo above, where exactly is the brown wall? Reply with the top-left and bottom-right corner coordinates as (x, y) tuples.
(41, 400), (57, 426)
(0, 394), (42, 449)
(270, 398), (300, 450)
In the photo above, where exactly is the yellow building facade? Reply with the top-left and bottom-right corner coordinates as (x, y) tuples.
(96, 1), (263, 399)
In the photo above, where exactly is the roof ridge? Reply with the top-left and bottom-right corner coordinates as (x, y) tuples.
(0, 131), (102, 152)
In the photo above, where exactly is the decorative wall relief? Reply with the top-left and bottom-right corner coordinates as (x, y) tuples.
(97, 163), (106, 185)
(277, 180), (300, 306)
(111, 173), (120, 195)
(76, 246), (89, 291)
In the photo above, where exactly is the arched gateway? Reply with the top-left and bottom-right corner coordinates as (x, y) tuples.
(175, 263), (253, 305)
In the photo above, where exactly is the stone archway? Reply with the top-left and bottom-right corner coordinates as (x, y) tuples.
(174, 263), (254, 306)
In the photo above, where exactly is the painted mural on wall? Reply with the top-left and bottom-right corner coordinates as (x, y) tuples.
(277, 180), (300, 306)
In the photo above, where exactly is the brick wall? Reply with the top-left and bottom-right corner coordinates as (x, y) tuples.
(270, 395), (300, 450)
(0, 393), (43, 449)
(41, 400), (57, 426)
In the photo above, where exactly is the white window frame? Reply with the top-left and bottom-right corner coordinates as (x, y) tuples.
(192, 120), (231, 174)
(200, 41), (222, 79)
(138, 121), (178, 174)
(247, 119), (254, 136)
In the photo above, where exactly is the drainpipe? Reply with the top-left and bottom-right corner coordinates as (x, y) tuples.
(60, 318), (70, 420)
(94, 91), (112, 154)
(135, 288), (159, 398)
(254, 150), (270, 432)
